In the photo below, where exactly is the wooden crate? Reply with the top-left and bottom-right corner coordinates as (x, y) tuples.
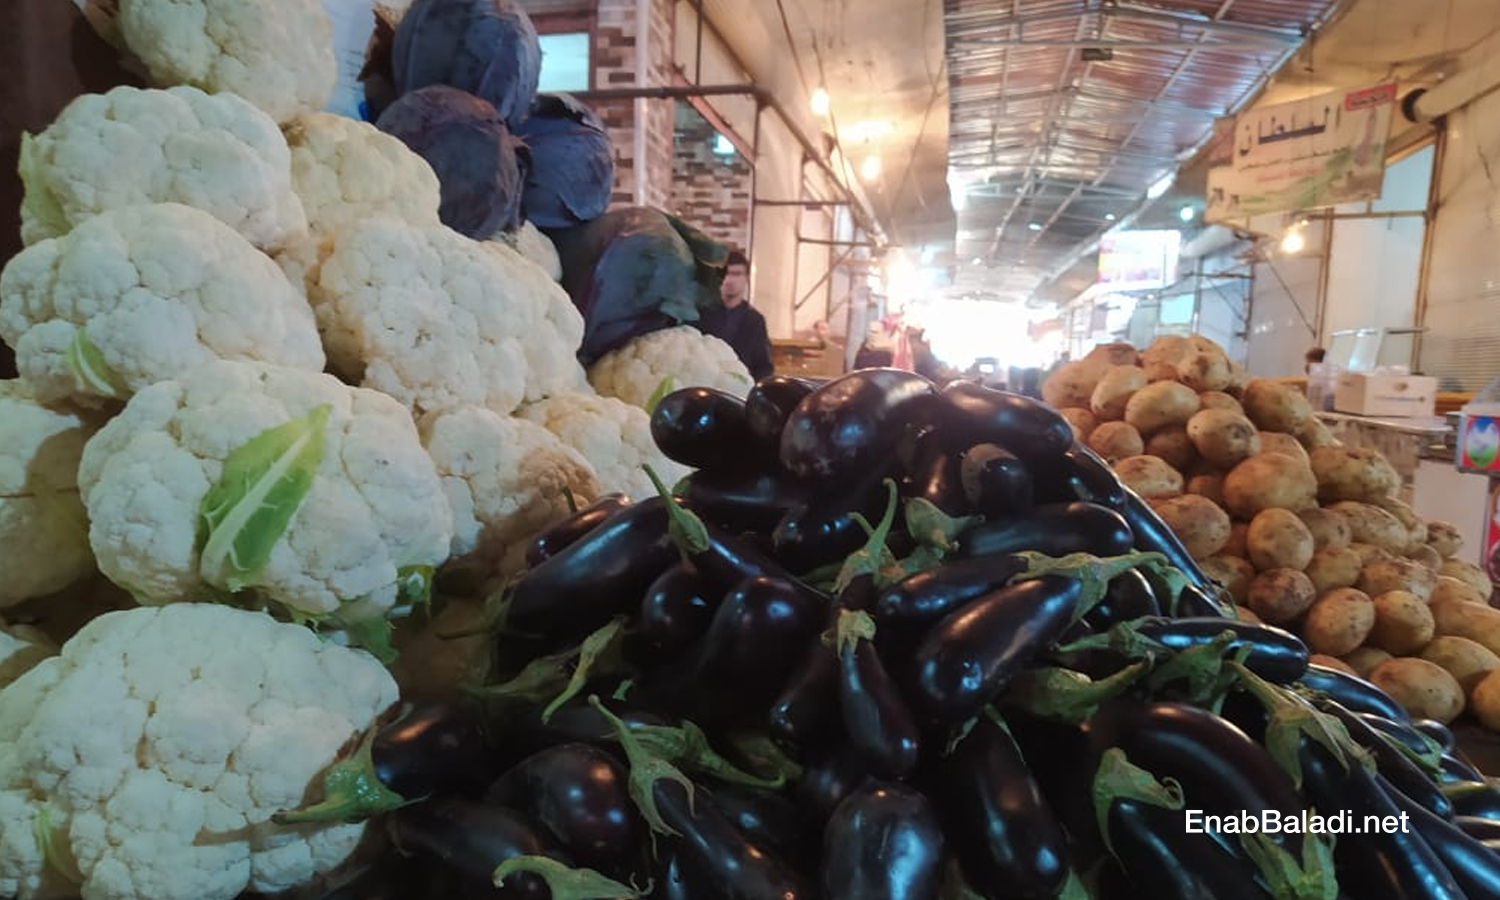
(771, 339), (845, 378)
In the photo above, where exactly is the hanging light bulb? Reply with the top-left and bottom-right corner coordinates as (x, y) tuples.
(860, 154), (882, 180)
(810, 87), (830, 116)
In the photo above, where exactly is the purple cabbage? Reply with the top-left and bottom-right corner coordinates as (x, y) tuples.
(392, 0), (542, 129)
(376, 86), (528, 238)
(514, 93), (616, 229)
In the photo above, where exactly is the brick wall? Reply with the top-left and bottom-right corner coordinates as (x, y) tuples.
(671, 110), (751, 249)
(591, 0), (675, 211)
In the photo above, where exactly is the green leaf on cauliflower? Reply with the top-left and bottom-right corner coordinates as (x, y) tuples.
(65, 329), (126, 399)
(17, 133), (67, 240)
(645, 376), (675, 414)
(198, 404), (330, 592)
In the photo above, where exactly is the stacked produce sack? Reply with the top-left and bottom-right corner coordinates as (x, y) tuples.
(1044, 334), (1500, 729)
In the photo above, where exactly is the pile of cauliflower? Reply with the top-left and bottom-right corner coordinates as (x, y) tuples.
(0, 2), (760, 897)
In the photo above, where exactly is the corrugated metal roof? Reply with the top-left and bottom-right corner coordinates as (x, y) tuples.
(945, 0), (1345, 301)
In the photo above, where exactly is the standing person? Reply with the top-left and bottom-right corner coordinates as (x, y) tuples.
(698, 250), (775, 380)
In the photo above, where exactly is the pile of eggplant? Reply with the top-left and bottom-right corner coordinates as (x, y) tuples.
(310, 369), (1500, 900)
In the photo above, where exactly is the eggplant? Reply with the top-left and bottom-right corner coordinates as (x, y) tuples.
(1358, 712), (1453, 764)
(909, 575), (1084, 725)
(773, 463), (900, 573)
(705, 782), (815, 869)
(903, 440), (968, 517)
(1103, 798), (1275, 900)
(650, 387), (764, 471)
(1120, 489), (1222, 597)
(318, 856), (434, 900)
(958, 443), (1035, 517)
(1385, 776), (1500, 899)
(1458, 817), (1500, 842)
(768, 640), (840, 751)
(485, 743), (642, 878)
(1092, 701), (1305, 850)
(498, 698), (672, 764)
(1134, 617), (1309, 684)
(821, 782), (945, 900)
(524, 493), (631, 568)
(1073, 568), (1160, 637)
(745, 374), (819, 446)
(1033, 445), (1129, 510)
(651, 850), (693, 900)
(679, 467), (810, 533)
(934, 380), (1073, 464)
(651, 773), (814, 900)
(506, 498), (676, 641)
(797, 743), (874, 829)
(837, 614), (920, 777)
(637, 562), (716, 656)
(1006, 711), (1107, 868)
(1415, 719), (1458, 753)
(1448, 781), (1500, 821)
(1443, 756), (1490, 785)
(937, 715), (1068, 899)
(872, 554), (1028, 629)
(778, 368), (937, 483)
(1298, 663), (1412, 721)
(686, 576), (828, 718)
(372, 702), (496, 800)
(1313, 699), (1453, 820)
(956, 501), (1133, 560)
(391, 798), (558, 900)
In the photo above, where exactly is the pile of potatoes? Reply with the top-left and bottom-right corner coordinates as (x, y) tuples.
(1045, 335), (1500, 728)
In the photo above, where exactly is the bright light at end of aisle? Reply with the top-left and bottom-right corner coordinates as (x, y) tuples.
(810, 87), (830, 116)
(861, 155), (882, 180)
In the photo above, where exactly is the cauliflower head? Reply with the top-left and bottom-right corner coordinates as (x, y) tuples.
(587, 324), (754, 408)
(492, 221), (562, 281)
(19, 86), (308, 253)
(0, 604), (399, 900)
(419, 406), (602, 573)
(284, 112), (442, 240)
(0, 619), (54, 690)
(114, 0), (336, 125)
(310, 219), (587, 417)
(0, 381), (99, 608)
(1, 204), (325, 407)
(75, 360), (453, 624)
(518, 391), (689, 500)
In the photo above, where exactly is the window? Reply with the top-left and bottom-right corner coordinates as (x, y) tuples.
(537, 32), (591, 93)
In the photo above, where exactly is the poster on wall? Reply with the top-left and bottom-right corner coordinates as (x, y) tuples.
(1205, 82), (1398, 223)
(1096, 229), (1182, 292)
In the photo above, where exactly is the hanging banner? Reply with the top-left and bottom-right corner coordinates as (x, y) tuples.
(1205, 82), (1397, 223)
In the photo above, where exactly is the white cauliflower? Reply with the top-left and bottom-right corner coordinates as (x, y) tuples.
(0, 204), (325, 407)
(0, 619), (54, 690)
(588, 325), (754, 408)
(0, 381), (98, 608)
(18, 86), (308, 253)
(0, 604), (398, 900)
(284, 112), (442, 241)
(310, 219), (588, 417)
(76, 360), (452, 629)
(518, 392), (690, 500)
(492, 221), (562, 281)
(419, 406), (602, 574)
(112, 0), (337, 125)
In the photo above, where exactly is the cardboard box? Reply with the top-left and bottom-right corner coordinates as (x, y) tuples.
(1333, 372), (1438, 417)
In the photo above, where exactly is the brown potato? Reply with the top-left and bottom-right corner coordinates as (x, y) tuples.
(1086, 342), (1141, 367)
(1298, 507), (1352, 552)
(1368, 657), (1465, 723)
(1201, 556), (1256, 604)
(1124, 382), (1202, 436)
(1154, 495), (1232, 560)
(1186, 472), (1226, 507)
(1432, 600), (1500, 656)
(1348, 542), (1396, 567)
(1325, 502), (1410, 553)
(1419, 636), (1500, 693)
(1296, 417), (1340, 449)
(1198, 391), (1243, 413)
(1308, 446), (1401, 505)
(1367, 590), (1436, 654)
(1042, 358), (1111, 409)
(1225, 358), (1251, 394)
(1144, 426), (1198, 473)
(1439, 559), (1494, 600)
(1185, 409), (1261, 469)
(1258, 431), (1310, 465)
(1088, 421), (1145, 461)
(1241, 379), (1313, 433)
(1140, 335), (1192, 370)
(1144, 361), (1180, 382)
(1302, 587), (1375, 656)
(1114, 455), (1184, 500)
(1305, 547), (1364, 594)
(1427, 521), (1463, 559)
(1060, 407), (1099, 442)
(1177, 349), (1233, 392)
(1309, 654), (1358, 676)
(1223, 522), (1250, 560)
(1432, 575), (1488, 606)
(1342, 646), (1394, 677)
(1357, 558), (1439, 602)
(1406, 543), (1444, 571)
(1470, 668), (1500, 731)
(1246, 508), (1316, 571)
(1090, 365), (1149, 421)
(1221, 453), (1319, 519)
(1373, 497), (1428, 551)
(1246, 568), (1317, 624)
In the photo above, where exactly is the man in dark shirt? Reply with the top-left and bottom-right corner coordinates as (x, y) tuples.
(698, 250), (774, 380)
